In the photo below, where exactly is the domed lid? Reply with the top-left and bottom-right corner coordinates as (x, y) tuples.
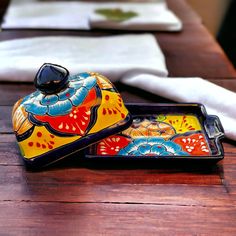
(12, 63), (132, 168)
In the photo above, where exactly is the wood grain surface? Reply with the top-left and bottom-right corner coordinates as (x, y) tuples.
(0, 0), (236, 235)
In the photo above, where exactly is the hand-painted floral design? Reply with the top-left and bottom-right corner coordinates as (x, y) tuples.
(122, 118), (175, 140)
(19, 73), (99, 136)
(96, 135), (131, 155)
(22, 72), (97, 116)
(33, 87), (98, 136)
(117, 137), (189, 156)
(172, 133), (211, 155)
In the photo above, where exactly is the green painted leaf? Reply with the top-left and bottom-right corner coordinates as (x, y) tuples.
(95, 8), (138, 22)
(156, 115), (166, 122)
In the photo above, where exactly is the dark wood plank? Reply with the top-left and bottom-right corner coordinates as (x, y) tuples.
(0, 142), (222, 186)
(157, 24), (236, 77)
(0, 83), (35, 106)
(0, 106), (12, 133)
(0, 161), (232, 206)
(0, 136), (21, 165)
(0, 202), (235, 235)
(0, 172), (230, 206)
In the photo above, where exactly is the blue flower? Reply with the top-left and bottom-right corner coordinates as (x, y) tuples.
(118, 137), (189, 156)
(22, 73), (97, 116)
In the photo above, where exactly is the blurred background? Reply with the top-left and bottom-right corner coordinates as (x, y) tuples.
(187, 0), (236, 68)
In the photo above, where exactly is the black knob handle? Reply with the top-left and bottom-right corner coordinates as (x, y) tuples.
(34, 63), (69, 94)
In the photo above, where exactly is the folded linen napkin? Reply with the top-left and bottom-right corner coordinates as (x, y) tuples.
(89, 1), (182, 31)
(1, 1), (91, 30)
(122, 74), (236, 141)
(1, 0), (182, 31)
(0, 34), (168, 81)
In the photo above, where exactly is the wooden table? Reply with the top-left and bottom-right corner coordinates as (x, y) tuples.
(1, 0), (236, 235)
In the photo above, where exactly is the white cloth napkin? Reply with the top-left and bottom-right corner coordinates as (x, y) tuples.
(1, 0), (182, 31)
(0, 34), (168, 81)
(89, 1), (182, 31)
(122, 74), (236, 141)
(1, 1), (91, 30)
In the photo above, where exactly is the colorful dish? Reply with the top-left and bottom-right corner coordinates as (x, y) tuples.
(12, 63), (132, 168)
(86, 104), (224, 162)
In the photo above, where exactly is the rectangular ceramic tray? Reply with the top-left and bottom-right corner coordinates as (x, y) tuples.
(85, 103), (224, 163)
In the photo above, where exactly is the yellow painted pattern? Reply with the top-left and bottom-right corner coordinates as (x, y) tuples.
(19, 126), (80, 159)
(163, 115), (202, 133)
(89, 90), (129, 134)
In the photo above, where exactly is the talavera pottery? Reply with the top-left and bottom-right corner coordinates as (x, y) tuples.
(86, 103), (225, 164)
(12, 63), (132, 168)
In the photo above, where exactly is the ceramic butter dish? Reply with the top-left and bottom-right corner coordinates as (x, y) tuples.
(12, 63), (132, 168)
(86, 103), (225, 164)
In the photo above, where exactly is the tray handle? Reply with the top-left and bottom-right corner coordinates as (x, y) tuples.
(204, 115), (224, 139)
